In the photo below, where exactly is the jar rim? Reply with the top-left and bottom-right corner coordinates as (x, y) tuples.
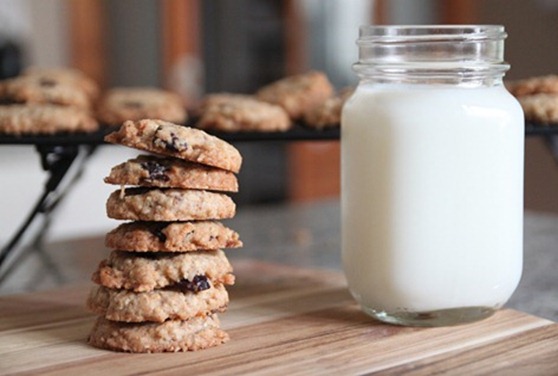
(358, 25), (507, 44)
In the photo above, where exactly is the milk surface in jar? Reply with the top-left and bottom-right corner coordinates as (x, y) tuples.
(341, 26), (524, 327)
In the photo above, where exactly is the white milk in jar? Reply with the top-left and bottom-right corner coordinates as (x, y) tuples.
(341, 26), (524, 326)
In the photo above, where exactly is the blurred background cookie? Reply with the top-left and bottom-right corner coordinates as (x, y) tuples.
(0, 74), (92, 109)
(507, 75), (558, 97)
(256, 71), (334, 120)
(0, 104), (98, 135)
(23, 67), (100, 101)
(197, 93), (291, 132)
(303, 87), (354, 130)
(96, 87), (187, 126)
(519, 94), (558, 124)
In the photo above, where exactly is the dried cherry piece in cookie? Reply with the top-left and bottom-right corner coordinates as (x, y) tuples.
(104, 155), (239, 191)
(148, 222), (169, 242)
(172, 275), (211, 293)
(153, 125), (188, 153)
(140, 159), (170, 182)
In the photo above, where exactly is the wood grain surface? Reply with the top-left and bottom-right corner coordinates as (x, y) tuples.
(1, 260), (557, 375)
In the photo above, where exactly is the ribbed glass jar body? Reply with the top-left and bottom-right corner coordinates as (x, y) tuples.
(341, 26), (524, 326)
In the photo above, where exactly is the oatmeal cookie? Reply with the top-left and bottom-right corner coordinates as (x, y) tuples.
(88, 314), (228, 352)
(519, 93), (558, 124)
(104, 119), (242, 172)
(197, 93), (291, 132)
(92, 249), (235, 292)
(105, 221), (242, 252)
(0, 104), (98, 135)
(0, 75), (92, 109)
(256, 71), (334, 120)
(106, 188), (236, 221)
(507, 75), (558, 97)
(23, 67), (100, 100)
(104, 155), (238, 191)
(303, 87), (354, 129)
(96, 87), (187, 126)
(87, 283), (229, 323)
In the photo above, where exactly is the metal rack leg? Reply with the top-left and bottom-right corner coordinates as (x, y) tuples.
(0, 145), (95, 283)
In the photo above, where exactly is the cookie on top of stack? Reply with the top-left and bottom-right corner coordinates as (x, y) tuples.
(86, 119), (242, 353)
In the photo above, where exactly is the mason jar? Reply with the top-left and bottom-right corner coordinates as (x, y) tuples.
(341, 25), (524, 326)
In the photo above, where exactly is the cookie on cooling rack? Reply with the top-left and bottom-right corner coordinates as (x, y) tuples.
(197, 93), (291, 132)
(303, 87), (354, 129)
(0, 104), (98, 135)
(0, 75), (92, 109)
(519, 94), (558, 124)
(23, 67), (100, 100)
(507, 75), (558, 97)
(256, 71), (334, 120)
(96, 88), (187, 126)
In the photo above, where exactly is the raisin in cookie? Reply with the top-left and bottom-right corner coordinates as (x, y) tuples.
(507, 75), (558, 97)
(104, 119), (242, 173)
(92, 249), (235, 292)
(197, 93), (291, 132)
(105, 221), (242, 252)
(519, 94), (558, 124)
(303, 87), (354, 129)
(0, 75), (92, 109)
(256, 71), (334, 120)
(96, 87), (187, 126)
(106, 188), (236, 221)
(88, 314), (228, 352)
(0, 104), (98, 135)
(87, 283), (229, 323)
(104, 155), (238, 191)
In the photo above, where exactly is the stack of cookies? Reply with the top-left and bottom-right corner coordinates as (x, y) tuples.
(86, 119), (243, 353)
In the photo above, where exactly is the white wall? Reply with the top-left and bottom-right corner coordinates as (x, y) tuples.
(0, 146), (137, 245)
(0, 0), (70, 68)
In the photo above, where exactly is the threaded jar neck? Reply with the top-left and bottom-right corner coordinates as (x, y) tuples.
(353, 25), (510, 86)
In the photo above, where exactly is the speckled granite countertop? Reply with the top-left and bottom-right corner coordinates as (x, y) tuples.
(1, 199), (557, 322)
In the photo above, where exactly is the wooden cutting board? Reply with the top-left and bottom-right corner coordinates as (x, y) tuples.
(1, 260), (557, 375)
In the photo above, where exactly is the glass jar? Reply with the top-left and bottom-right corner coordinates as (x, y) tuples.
(341, 25), (524, 327)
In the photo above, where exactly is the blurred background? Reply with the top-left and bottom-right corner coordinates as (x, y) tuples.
(1, 0), (558, 244)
